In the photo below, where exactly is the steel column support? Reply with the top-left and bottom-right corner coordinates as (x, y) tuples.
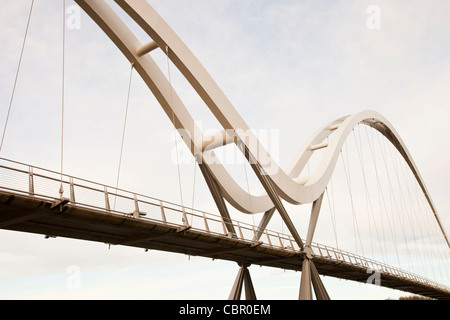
(198, 163), (237, 237)
(299, 258), (312, 300)
(229, 266), (245, 300)
(306, 192), (324, 246)
(253, 207), (276, 241)
(299, 261), (330, 300)
(244, 145), (305, 251)
(243, 267), (257, 300)
(228, 264), (257, 300)
(311, 261), (330, 300)
(242, 145), (329, 301)
(299, 192), (330, 300)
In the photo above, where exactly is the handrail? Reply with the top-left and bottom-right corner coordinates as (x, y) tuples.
(0, 157), (448, 294)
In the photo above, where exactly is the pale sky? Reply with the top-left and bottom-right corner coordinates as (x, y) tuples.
(0, 0), (449, 300)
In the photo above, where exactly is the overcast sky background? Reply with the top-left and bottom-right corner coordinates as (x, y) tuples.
(0, 0), (450, 300)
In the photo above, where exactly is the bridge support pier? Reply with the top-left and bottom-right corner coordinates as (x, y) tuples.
(228, 264), (257, 300)
(299, 253), (330, 300)
(299, 192), (330, 300)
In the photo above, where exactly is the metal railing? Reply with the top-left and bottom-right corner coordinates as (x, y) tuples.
(0, 157), (448, 294)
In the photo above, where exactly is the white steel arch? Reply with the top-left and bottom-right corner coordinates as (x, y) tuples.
(74, 0), (449, 248)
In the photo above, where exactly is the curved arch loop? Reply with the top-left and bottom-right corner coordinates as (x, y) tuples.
(74, 0), (448, 247)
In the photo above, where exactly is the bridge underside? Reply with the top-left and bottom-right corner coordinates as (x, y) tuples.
(1, 191), (449, 300)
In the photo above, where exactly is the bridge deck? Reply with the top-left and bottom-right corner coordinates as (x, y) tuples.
(1, 190), (449, 300)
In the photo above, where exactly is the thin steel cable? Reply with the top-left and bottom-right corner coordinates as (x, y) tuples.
(114, 62), (134, 210)
(166, 46), (184, 208)
(406, 156), (446, 281)
(411, 165), (441, 279)
(325, 185), (339, 249)
(376, 130), (416, 274)
(371, 128), (402, 268)
(0, 0), (35, 154)
(386, 136), (425, 276)
(353, 126), (375, 258)
(242, 158), (255, 227)
(416, 183), (442, 280)
(364, 126), (396, 266)
(402, 149), (450, 284)
(400, 157), (433, 279)
(341, 140), (364, 257)
(358, 126), (386, 265)
(325, 136), (339, 249)
(190, 160), (197, 224)
(329, 170), (339, 249)
(60, 0), (66, 196)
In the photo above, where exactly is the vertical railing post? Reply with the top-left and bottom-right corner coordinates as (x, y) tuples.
(237, 222), (244, 240)
(69, 177), (75, 203)
(28, 167), (34, 195)
(182, 207), (189, 227)
(265, 230), (272, 247)
(104, 186), (111, 212)
(159, 201), (167, 223)
(203, 212), (210, 233)
(221, 218), (228, 235)
(288, 237), (295, 252)
(277, 232), (283, 248)
(133, 194), (140, 218)
(252, 225), (258, 241)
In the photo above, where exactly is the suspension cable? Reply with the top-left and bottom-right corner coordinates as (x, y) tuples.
(395, 138), (436, 279)
(341, 141), (364, 257)
(377, 130), (416, 274)
(165, 46), (184, 208)
(242, 157), (254, 226)
(324, 138), (339, 249)
(385, 135), (424, 276)
(0, 0), (35, 154)
(358, 126), (386, 265)
(59, 0), (66, 197)
(365, 126), (401, 268)
(400, 155), (432, 277)
(353, 126), (375, 258)
(325, 185), (339, 249)
(114, 62), (134, 210)
(190, 159), (197, 224)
